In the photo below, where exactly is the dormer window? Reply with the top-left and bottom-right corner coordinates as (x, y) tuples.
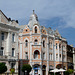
(35, 27), (37, 33)
(26, 29), (28, 32)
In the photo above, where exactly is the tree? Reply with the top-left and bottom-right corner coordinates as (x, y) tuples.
(10, 68), (15, 75)
(22, 64), (32, 75)
(0, 63), (7, 74)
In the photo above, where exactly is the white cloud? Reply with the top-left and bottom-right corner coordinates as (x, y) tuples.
(0, 0), (75, 28)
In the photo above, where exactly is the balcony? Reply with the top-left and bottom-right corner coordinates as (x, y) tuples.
(0, 55), (8, 59)
(8, 56), (18, 61)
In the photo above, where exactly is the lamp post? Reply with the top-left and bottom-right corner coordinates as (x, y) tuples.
(25, 70), (27, 75)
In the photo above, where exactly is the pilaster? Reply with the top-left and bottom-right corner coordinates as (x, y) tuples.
(6, 32), (11, 57)
(46, 35), (49, 75)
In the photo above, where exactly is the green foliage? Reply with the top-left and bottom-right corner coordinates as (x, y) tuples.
(10, 68), (15, 73)
(68, 69), (73, 74)
(64, 71), (69, 75)
(64, 69), (74, 75)
(0, 63), (7, 74)
(22, 64), (32, 73)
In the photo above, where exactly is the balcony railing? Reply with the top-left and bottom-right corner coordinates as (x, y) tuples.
(0, 55), (8, 59)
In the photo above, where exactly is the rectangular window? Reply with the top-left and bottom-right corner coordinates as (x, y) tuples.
(1, 33), (4, 40)
(25, 52), (28, 59)
(60, 54), (61, 60)
(51, 54), (53, 60)
(11, 63), (15, 68)
(12, 34), (15, 42)
(43, 53), (45, 59)
(12, 48), (15, 57)
(62, 46), (65, 50)
(49, 42), (52, 48)
(0, 47), (4, 56)
(63, 55), (65, 61)
(49, 54), (53, 60)
(56, 54), (58, 60)
(56, 43), (58, 49)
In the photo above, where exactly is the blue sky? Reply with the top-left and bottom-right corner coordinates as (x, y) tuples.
(0, 0), (75, 47)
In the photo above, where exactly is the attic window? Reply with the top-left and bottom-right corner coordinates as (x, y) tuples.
(43, 30), (45, 32)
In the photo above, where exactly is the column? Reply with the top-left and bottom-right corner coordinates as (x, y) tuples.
(40, 65), (42, 75)
(46, 35), (49, 75)
(73, 48), (75, 73)
(58, 43), (59, 61)
(53, 37), (55, 69)
(6, 32), (11, 57)
(15, 61), (18, 72)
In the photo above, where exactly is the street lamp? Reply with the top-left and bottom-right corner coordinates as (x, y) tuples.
(25, 70), (27, 75)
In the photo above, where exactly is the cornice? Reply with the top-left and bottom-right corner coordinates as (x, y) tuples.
(0, 23), (20, 31)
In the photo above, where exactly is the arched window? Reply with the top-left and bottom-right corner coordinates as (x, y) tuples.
(34, 50), (40, 59)
(25, 40), (28, 47)
(56, 43), (58, 49)
(43, 41), (45, 47)
(35, 27), (37, 33)
(34, 39), (38, 45)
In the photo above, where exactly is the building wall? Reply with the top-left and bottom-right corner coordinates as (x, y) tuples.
(19, 12), (67, 75)
(0, 10), (19, 73)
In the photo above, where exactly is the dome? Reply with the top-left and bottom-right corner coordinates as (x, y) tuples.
(28, 10), (39, 29)
(29, 10), (38, 21)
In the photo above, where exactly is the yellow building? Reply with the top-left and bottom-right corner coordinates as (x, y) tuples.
(19, 11), (67, 75)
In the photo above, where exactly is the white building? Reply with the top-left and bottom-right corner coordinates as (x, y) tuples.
(0, 10), (20, 72)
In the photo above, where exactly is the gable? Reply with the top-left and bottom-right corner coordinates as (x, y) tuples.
(0, 10), (8, 24)
(22, 25), (30, 34)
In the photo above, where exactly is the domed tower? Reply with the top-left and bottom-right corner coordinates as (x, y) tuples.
(28, 10), (40, 28)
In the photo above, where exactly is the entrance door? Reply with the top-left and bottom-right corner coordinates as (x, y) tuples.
(42, 65), (46, 75)
(34, 70), (38, 75)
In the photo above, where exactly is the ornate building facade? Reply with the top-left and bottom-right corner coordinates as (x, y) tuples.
(19, 11), (67, 75)
(0, 10), (19, 72)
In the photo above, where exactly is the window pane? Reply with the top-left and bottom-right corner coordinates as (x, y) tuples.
(34, 39), (38, 45)
(11, 63), (15, 68)
(12, 34), (15, 42)
(25, 52), (28, 59)
(25, 40), (28, 47)
(35, 27), (37, 33)
(43, 41), (45, 47)
(0, 47), (4, 56)
(12, 48), (15, 57)
(1, 33), (4, 40)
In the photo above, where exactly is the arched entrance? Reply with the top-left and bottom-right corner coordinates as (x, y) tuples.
(56, 64), (62, 69)
(42, 65), (46, 75)
(33, 64), (40, 75)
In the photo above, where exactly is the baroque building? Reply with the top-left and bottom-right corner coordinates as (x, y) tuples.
(19, 11), (67, 75)
(0, 10), (19, 72)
